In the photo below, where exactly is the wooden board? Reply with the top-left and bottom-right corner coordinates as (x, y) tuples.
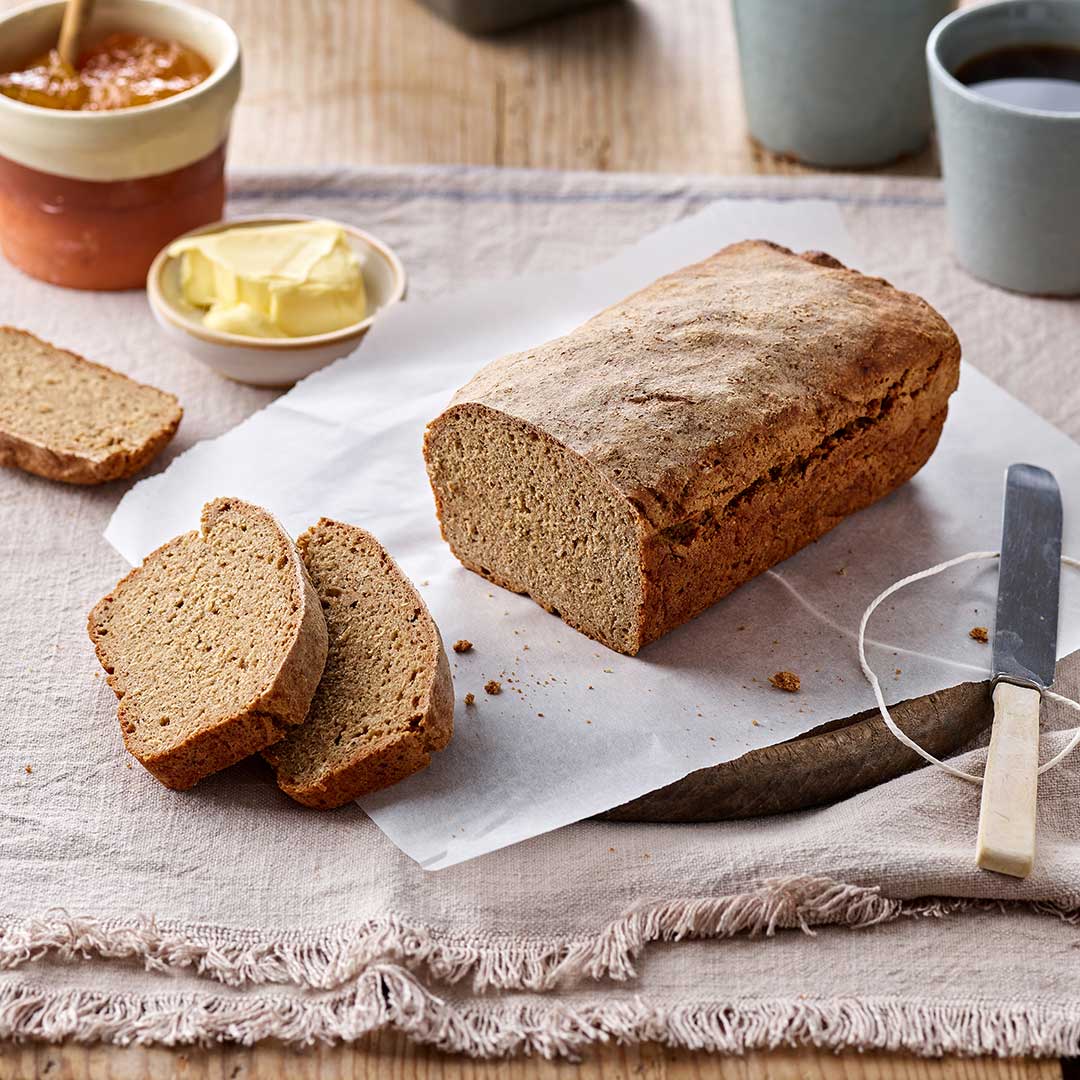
(606, 653), (1078, 823)
(601, 676), (995, 822)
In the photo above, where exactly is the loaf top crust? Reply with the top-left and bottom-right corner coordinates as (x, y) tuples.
(443, 241), (961, 528)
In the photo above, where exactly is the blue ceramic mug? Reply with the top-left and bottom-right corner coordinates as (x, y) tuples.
(928, 0), (1080, 295)
(732, 0), (957, 168)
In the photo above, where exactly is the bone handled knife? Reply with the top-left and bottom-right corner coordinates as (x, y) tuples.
(976, 463), (1062, 878)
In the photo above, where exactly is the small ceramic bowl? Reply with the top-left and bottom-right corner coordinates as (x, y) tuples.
(147, 215), (407, 387)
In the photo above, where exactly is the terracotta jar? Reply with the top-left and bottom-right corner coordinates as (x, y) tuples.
(0, 0), (241, 290)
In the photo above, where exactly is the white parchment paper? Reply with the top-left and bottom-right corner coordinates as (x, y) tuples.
(105, 200), (1080, 869)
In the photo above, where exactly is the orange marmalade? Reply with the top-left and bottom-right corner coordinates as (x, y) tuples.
(0, 32), (211, 111)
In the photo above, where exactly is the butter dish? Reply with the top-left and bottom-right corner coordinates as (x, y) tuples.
(147, 215), (406, 387)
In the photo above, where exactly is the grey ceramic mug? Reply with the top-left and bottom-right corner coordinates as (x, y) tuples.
(732, 0), (957, 168)
(928, 1), (1080, 296)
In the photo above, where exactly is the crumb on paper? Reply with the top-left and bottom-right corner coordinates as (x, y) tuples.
(768, 670), (801, 693)
(602, 667), (613, 674)
(836, 567), (846, 576)
(484, 680), (501, 696)
(453, 639), (473, 654)
(970, 626), (989, 644)
(537, 712), (544, 718)
(751, 719), (760, 727)
(737, 624), (746, 631)
(895, 667), (902, 676)
(464, 693), (475, 706)
(608, 847), (616, 853)
(125, 762), (132, 769)
(24, 765), (32, 775)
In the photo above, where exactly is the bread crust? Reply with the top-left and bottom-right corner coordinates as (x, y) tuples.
(0, 326), (182, 485)
(88, 498), (329, 790)
(425, 241), (962, 654)
(265, 519), (454, 810)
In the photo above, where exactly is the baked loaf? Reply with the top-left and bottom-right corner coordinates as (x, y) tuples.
(264, 518), (453, 809)
(88, 498), (329, 790)
(425, 240), (961, 655)
(0, 327), (181, 484)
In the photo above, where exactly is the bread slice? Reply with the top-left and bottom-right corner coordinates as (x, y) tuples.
(0, 326), (182, 484)
(424, 241), (961, 655)
(88, 498), (329, 790)
(263, 518), (454, 810)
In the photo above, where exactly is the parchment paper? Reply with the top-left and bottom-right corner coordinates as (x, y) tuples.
(105, 199), (1080, 869)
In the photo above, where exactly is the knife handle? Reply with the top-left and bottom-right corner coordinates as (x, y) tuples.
(976, 681), (1040, 878)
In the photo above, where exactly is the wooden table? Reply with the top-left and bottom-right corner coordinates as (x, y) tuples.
(1, 1), (1062, 1078)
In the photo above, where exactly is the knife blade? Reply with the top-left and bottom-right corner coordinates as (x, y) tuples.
(992, 464), (1062, 690)
(976, 463), (1063, 878)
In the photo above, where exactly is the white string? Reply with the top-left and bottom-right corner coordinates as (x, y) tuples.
(858, 550), (1080, 784)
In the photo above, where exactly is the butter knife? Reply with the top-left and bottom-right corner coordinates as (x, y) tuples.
(976, 463), (1062, 878)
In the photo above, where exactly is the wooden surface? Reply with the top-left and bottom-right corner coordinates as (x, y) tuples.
(0, 0), (1045, 1078)
(0, 1039), (1066, 1080)
(162, 0), (947, 176)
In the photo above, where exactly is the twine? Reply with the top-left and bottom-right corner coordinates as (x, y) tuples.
(858, 551), (1080, 783)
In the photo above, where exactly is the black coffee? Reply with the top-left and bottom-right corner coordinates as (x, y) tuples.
(956, 44), (1080, 112)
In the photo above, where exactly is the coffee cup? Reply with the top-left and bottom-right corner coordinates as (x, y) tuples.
(732, 0), (957, 169)
(928, 0), (1080, 295)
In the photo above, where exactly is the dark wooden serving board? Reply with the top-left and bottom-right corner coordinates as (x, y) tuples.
(599, 652), (1079, 823)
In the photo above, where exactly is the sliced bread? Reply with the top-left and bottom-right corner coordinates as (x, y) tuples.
(263, 518), (454, 810)
(88, 498), (329, 790)
(0, 326), (182, 484)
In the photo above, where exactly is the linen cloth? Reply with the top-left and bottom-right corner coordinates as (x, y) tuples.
(1, 168), (1079, 1058)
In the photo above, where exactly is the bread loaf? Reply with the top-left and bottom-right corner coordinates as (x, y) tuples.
(424, 241), (961, 655)
(264, 519), (454, 809)
(0, 327), (181, 484)
(88, 498), (329, 790)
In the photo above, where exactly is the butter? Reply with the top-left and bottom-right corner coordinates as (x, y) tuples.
(168, 220), (367, 338)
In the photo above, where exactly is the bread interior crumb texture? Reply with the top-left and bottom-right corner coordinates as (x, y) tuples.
(91, 500), (317, 764)
(0, 326), (178, 461)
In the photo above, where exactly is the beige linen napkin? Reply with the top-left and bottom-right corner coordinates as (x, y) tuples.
(1, 168), (1078, 1058)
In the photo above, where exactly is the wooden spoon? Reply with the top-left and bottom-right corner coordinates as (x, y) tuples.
(57, 0), (95, 68)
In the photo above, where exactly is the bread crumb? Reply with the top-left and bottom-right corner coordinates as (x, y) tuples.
(970, 626), (989, 644)
(608, 847), (616, 853)
(768, 671), (801, 693)
(751, 719), (760, 727)
(126, 762), (133, 769)
(24, 765), (32, 775)
(484, 680), (501, 696)
(464, 693), (475, 706)
(453, 639), (473, 654)
(603, 667), (613, 673)
(836, 567), (846, 576)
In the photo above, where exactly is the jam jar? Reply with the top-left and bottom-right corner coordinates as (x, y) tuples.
(0, 0), (241, 290)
